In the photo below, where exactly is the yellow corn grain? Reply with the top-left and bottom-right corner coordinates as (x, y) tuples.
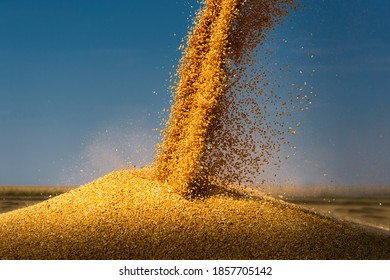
(1, 0), (388, 260)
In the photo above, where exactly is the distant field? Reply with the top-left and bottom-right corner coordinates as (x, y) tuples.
(263, 185), (390, 198)
(0, 186), (75, 197)
(283, 197), (390, 231)
(1, 185), (389, 231)
(261, 185), (390, 230)
(0, 186), (75, 214)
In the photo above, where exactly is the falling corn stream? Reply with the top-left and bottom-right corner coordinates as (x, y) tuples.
(155, 0), (299, 195)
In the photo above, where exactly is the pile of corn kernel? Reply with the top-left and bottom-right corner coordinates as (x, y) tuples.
(0, 168), (389, 259)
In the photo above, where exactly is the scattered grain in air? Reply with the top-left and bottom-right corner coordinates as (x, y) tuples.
(1, 0), (389, 260)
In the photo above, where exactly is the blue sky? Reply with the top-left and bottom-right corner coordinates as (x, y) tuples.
(0, 0), (389, 186)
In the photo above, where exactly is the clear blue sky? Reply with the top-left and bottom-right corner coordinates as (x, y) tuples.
(1, 0), (389, 186)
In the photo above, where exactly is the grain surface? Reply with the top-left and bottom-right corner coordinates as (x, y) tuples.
(1, 168), (389, 259)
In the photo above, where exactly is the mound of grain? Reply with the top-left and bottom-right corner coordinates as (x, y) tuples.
(1, 168), (389, 259)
